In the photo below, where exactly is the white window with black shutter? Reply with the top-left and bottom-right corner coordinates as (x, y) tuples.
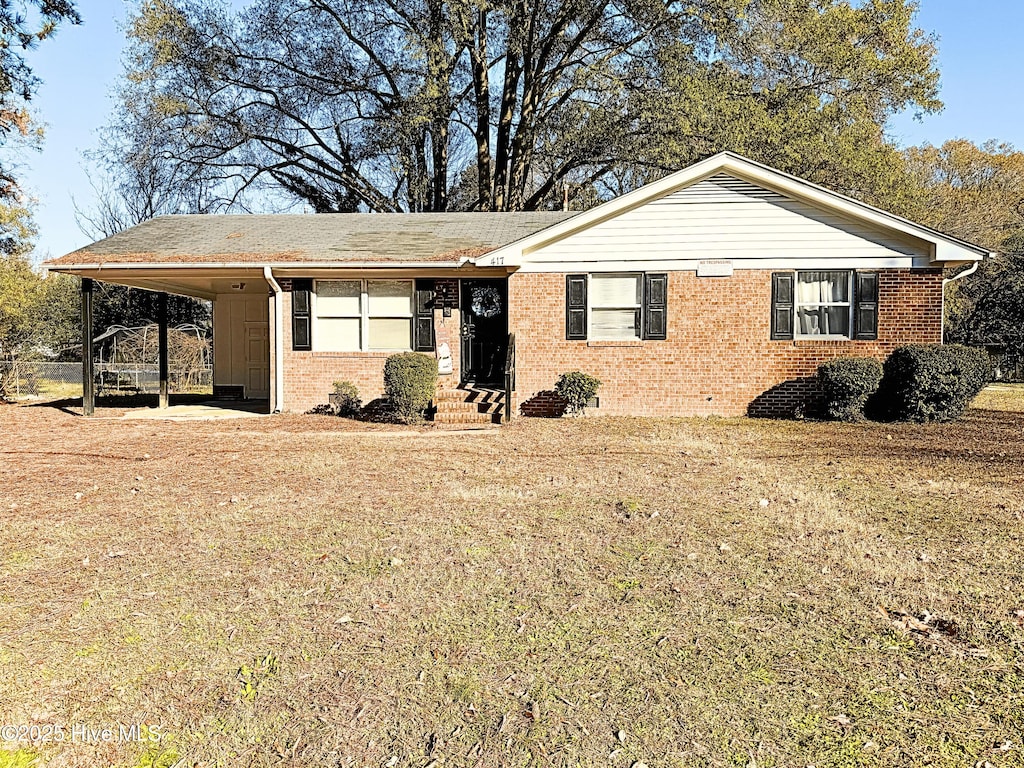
(771, 270), (878, 340)
(565, 272), (668, 341)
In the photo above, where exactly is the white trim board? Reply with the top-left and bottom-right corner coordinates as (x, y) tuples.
(513, 256), (932, 273)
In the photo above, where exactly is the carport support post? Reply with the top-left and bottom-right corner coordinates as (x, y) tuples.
(81, 278), (95, 416)
(158, 292), (169, 409)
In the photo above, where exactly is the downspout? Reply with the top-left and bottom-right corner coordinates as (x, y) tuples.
(264, 267), (285, 413)
(941, 262), (980, 343)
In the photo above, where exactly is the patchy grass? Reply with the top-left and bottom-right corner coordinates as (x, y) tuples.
(1, 395), (1023, 768)
(974, 382), (1024, 412)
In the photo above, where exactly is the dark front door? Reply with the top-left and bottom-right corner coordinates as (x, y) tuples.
(460, 278), (508, 385)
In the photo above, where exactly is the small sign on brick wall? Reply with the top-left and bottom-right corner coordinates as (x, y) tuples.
(697, 259), (734, 277)
(434, 278), (458, 308)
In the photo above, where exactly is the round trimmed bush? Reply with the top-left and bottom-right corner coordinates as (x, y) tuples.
(383, 352), (437, 423)
(330, 380), (362, 418)
(874, 344), (989, 422)
(555, 371), (602, 415)
(817, 357), (883, 421)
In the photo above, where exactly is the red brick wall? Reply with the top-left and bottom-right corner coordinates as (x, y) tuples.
(279, 290), (460, 412)
(277, 268), (943, 417)
(508, 268), (943, 418)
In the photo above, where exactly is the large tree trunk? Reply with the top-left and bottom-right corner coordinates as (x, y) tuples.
(469, 7), (492, 211)
(505, 1), (543, 210)
(493, 1), (528, 211)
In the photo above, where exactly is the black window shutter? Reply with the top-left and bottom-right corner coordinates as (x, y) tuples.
(566, 274), (587, 340)
(413, 279), (435, 352)
(643, 273), (668, 340)
(854, 271), (879, 340)
(292, 278), (312, 351)
(770, 272), (795, 340)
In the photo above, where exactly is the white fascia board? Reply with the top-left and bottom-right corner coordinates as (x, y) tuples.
(476, 152), (991, 267)
(515, 256), (938, 273)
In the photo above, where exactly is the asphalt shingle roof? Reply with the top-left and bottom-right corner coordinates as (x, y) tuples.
(46, 212), (580, 267)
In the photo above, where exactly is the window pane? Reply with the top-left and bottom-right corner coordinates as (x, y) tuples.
(797, 271), (849, 303)
(369, 318), (411, 350)
(592, 308), (639, 340)
(797, 307), (850, 336)
(797, 307), (820, 335)
(318, 317), (361, 351)
(591, 274), (641, 308)
(317, 280), (361, 316)
(367, 280), (412, 317)
(823, 305), (850, 336)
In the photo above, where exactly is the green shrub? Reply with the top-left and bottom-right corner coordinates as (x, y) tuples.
(817, 357), (883, 421)
(383, 353), (437, 423)
(555, 371), (602, 415)
(330, 380), (362, 417)
(873, 344), (989, 422)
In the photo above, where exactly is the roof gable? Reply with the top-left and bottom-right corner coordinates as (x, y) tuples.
(477, 152), (990, 267)
(512, 171), (930, 268)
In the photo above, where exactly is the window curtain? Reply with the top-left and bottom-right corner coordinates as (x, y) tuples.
(796, 272), (849, 336)
(591, 274), (641, 340)
(797, 272), (849, 303)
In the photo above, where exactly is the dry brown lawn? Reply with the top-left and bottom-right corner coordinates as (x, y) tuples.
(1, 388), (1024, 768)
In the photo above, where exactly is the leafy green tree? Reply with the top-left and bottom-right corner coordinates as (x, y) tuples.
(904, 139), (1024, 249)
(92, 284), (210, 334)
(106, 0), (939, 215)
(0, 251), (43, 359)
(903, 140), (1024, 367)
(0, 200), (47, 362)
(637, 0), (939, 208)
(0, 0), (80, 203)
(0, 201), (81, 363)
(36, 272), (81, 356)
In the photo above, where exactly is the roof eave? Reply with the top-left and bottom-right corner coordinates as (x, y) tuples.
(46, 259), (472, 272)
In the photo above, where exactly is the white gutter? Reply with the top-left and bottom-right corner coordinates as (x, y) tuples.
(940, 262), (980, 342)
(264, 267), (285, 414)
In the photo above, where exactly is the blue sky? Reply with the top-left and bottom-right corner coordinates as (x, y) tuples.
(19, 0), (1024, 262)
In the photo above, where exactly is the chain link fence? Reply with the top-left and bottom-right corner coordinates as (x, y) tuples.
(0, 360), (212, 400)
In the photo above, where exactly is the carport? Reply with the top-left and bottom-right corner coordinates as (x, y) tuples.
(60, 266), (277, 416)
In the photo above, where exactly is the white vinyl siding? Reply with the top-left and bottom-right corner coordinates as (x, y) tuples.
(525, 174), (928, 265)
(795, 271), (852, 338)
(590, 273), (641, 340)
(316, 279), (413, 351)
